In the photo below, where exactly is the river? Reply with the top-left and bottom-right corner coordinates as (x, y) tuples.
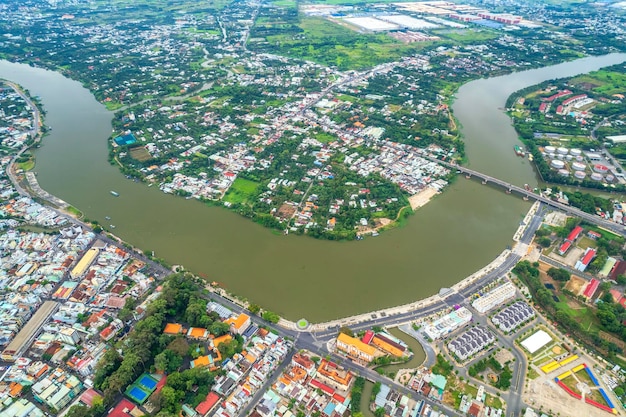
(2, 53), (625, 322)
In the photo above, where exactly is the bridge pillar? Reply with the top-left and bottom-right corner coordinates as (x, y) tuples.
(506, 188), (512, 194)
(482, 179), (487, 185)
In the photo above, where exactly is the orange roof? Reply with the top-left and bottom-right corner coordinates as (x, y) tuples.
(337, 332), (378, 356)
(371, 336), (404, 357)
(191, 355), (211, 368)
(225, 313), (250, 330)
(188, 327), (208, 338)
(163, 323), (183, 334)
(9, 382), (22, 397)
(213, 334), (232, 348)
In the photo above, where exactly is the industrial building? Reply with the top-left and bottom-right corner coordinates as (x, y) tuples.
(472, 282), (516, 313)
(70, 247), (99, 279)
(1, 301), (59, 362)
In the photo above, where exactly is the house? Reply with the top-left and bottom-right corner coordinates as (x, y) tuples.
(575, 248), (596, 272)
(566, 226), (584, 242)
(558, 240), (571, 256)
(107, 398), (143, 417)
(292, 353), (316, 375)
(163, 323), (183, 335)
(336, 332), (380, 363)
(187, 327), (208, 340)
(195, 392), (221, 416)
(224, 313), (250, 335)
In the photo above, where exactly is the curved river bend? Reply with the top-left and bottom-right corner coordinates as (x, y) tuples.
(1, 53), (625, 321)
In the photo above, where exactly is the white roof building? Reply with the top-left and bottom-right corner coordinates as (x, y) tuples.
(521, 330), (552, 354)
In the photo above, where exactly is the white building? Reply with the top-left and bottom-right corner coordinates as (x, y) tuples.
(423, 307), (472, 340)
(472, 282), (517, 313)
(521, 330), (552, 354)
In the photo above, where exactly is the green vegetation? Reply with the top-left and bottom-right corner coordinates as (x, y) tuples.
(514, 260), (626, 358)
(432, 353), (453, 377)
(262, 310), (281, 323)
(350, 377), (365, 414)
(223, 178), (260, 205)
(547, 267), (570, 282)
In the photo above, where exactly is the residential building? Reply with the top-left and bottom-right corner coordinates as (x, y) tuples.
(472, 282), (516, 313)
(224, 313), (250, 335)
(575, 248), (597, 272)
(423, 307), (473, 340)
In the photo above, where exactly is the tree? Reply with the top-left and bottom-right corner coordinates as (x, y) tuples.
(374, 407), (386, 417)
(537, 237), (551, 248)
(210, 321), (230, 337)
(547, 267), (570, 282)
(617, 275), (626, 285)
(262, 311), (280, 324)
(248, 304), (261, 315)
(66, 405), (91, 417)
(339, 326), (354, 337)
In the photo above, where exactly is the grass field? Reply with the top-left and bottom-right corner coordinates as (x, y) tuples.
(256, 16), (433, 70)
(130, 147), (152, 162)
(17, 158), (35, 171)
(485, 394), (503, 409)
(570, 69), (626, 96)
(314, 131), (338, 144)
(555, 300), (599, 332)
(223, 178), (259, 205)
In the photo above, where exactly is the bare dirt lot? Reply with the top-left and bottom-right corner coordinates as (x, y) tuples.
(565, 275), (587, 296)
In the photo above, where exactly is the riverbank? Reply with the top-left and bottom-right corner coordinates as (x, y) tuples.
(408, 187), (439, 210)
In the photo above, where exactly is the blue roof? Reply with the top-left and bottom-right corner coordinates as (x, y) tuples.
(323, 403), (336, 415)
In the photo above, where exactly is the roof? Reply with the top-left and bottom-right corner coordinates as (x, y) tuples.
(225, 313), (250, 330)
(566, 226), (583, 242)
(337, 332), (378, 356)
(559, 241), (571, 254)
(188, 327), (208, 338)
(581, 248), (597, 266)
(191, 355), (211, 368)
(196, 392), (220, 415)
(163, 323), (183, 334)
(213, 334), (232, 347)
(521, 330), (552, 354)
(107, 399), (137, 417)
(361, 330), (374, 344)
(583, 278), (600, 298)
(80, 388), (102, 407)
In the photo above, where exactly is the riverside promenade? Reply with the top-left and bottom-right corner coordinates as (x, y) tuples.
(276, 201), (541, 332)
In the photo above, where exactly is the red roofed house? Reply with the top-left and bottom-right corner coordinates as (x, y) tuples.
(558, 241), (572, 256)
(566, 226), (583, 242)
(583, 278), (600, 300)
(361, 330), (375, 345)
(575, 248), (596, 272)
(292, 353), (316, 376)
(107, 399), (138, 417)
(610, 289), (623, 303)
(195, 392), (220, 416)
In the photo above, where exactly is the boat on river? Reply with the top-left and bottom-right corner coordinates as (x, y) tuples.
(514, 145), (525, 157)
(110, 191), (119, 197)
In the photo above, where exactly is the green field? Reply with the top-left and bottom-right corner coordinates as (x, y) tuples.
(554, 300), (599, 332)
(314, 131), (338, 144)
(223, 178), (260, 205)
(254, 16), (434, 70)
(570, 69), (626, 96)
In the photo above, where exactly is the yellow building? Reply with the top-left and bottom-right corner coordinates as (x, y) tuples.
(70, 248), (99, 279)
(336, 333), (380, 363)
(224, 313), (250, 334)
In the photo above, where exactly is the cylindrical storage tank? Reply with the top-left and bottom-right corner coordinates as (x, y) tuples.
(574, 171), (586, 180)
(576, 156), (583, 162)
(545, 146), (556, 153)
(606, 175), (615, 183)
(591, 172), (603, 181)
(594, 164), (609, 173)
(551, 160), (565, 169)
(557, 147), (569, 155)
(571, 162), (586, 171)
(570, 148), (582, 156)
(558, 169), (570, 177)
(566, 155), (573, 160)
(557, 154), (564, 159)
(541, 152), (547, 157)
(548, 153), (556, 159)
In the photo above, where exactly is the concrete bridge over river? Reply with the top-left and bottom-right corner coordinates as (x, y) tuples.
(424, 155), (626, 237)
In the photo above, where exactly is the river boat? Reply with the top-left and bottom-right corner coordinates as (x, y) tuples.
(514, 145), (525, 157)
(110, 224), (116, 229)
(105, 216), (111, 220)
(528, 153), (534, 162)
(110, 191), (119, 197)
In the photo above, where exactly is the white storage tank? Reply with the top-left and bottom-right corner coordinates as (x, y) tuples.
(566, 155), (573, 160)
(548, 153), (556, 159)
(558, 169), (570, 176)
(570, 148), (582, 157)
(551, 160), (565, 169)
(571, 162), (586, 171)
(591, 172), (603, 181)
(576, 156), (584, 162)
(574, 171), (586, 180)
(606, 175), (615, 183)
(557, 147), (569, 155)
(545, 146), (556, 153)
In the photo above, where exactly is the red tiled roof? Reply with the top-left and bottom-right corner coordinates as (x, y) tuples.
(581, 248), (596, 266)
(583, 279), (600, 298)
(361, 330), (374, 345)
(196, 392), (220, 415)
(107, 399), (136, 417)
(566, 226), (583, 242)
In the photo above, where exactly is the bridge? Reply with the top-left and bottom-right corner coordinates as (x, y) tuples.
(424, 155), (626, 237)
